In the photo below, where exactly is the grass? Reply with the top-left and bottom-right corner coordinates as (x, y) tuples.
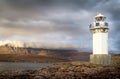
(111, 54), (120, 69)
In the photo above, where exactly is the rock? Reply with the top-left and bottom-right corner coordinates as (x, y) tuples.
(34, 75), (46, 79)
(0, 62), (120, 79)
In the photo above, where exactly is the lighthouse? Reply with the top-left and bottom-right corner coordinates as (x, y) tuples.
(89, 13), (111, 65)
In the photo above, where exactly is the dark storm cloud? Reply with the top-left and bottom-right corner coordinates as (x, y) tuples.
(0, 0), (100, 20)
(5, 0), (100, 10)
(0, 0), (96, 36)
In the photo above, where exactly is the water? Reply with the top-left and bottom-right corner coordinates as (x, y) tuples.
(0, 62), (52, 71)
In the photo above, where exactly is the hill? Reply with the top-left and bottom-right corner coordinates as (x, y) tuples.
(0, 46), (90, 62)
(38, 50), (89, 61)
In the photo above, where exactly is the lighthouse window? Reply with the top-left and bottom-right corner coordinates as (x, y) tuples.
(89, 24), (92, 28)
(96, 23), (99, 26)
(105, 23), (108, 26)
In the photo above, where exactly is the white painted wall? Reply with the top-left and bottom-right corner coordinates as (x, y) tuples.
(93, 32), (108, 54)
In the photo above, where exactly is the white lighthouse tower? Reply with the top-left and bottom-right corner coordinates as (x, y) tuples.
(89, 13), (111, 65)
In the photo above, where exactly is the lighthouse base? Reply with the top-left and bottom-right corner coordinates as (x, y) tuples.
(90, 54), (111, 65)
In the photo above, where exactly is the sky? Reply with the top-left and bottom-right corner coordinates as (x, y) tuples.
(0, 0), (120, 52)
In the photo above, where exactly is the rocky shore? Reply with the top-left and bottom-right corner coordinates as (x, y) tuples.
(0, 62), (120, 79)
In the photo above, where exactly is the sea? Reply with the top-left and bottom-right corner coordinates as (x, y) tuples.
(0, 62), (52, 71)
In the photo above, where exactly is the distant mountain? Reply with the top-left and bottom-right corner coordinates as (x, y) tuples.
(0, 46), (90, 61)
(38, 49), (90, 61)
(0, 40), (80, 50)
(0, 46), (29, 54)
(0, 40), (25, 48)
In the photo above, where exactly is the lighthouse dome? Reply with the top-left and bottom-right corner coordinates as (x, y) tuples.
(94, 13), (106, 22)
(95, 13), (104, 17)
